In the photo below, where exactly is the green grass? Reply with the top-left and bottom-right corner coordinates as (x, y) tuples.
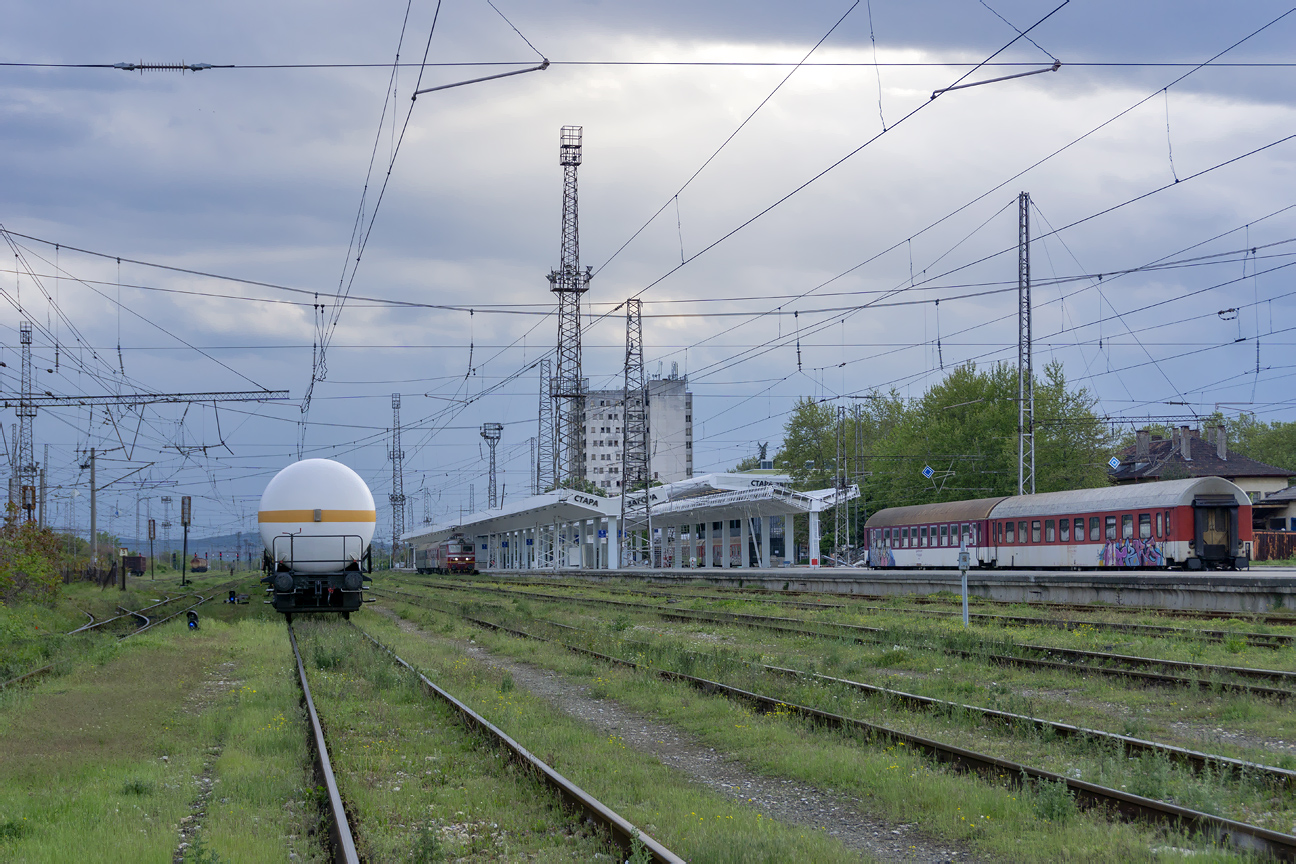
(349, 607), (880, 863)
(380, 592), (1262, 863)
(0, 600), (326, 862)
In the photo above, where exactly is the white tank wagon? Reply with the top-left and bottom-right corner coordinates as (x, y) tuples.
(258, 458), (376, 618)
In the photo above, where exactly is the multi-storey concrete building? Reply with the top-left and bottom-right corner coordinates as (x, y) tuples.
(582, 372), (692, 490)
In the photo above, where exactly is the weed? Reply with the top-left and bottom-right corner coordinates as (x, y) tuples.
(1223, 633), (1246, 654)
(1032, 777), (1075, 823)
(186, 833), (223, 864)
(627, 828), (652, 864)
(312, 643), (344, 670)
(609, 614), (633, 633)
(1278, 753), (1296, 771)
(500, 673), (514, 693)
(411, 825), (444, 862)
(1217, 698), (1262, 723)
(120, 777), (155, 796)
(1128, 752), (1171, 800)
(0, 819), (30, 842)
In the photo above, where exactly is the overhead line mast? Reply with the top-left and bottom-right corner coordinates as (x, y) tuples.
(1018, 191), (1034, 496)
(547, 126), (591, 487)
(620, 298), (651, 568)
(390, 394), (406, 566)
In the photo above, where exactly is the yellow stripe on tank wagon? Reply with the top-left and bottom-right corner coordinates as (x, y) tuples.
(258, 509), (377, 523)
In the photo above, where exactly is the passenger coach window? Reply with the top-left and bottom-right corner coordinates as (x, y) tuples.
(941, 524), (949, 546)
(1031, 520), (1041, 543)
(1105, 516), (1117, 540)
(920, 525), (928, 546)
(1091, 517), (1102, 541)
(1060, 519), (1070, 542)
(1019, 521), (1028, 543)
(901, 527), (909, 546)
(1075, 518), (1085, 541)
(1005, 522), (1015, 543)
(1045, 520), (1056, 542)
(1139, 514), (1151, 539)
(1155, 513), (1163, 537)
(1122, 514), (1134, 539)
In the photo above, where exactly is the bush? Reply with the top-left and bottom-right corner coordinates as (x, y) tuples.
(0, 509), (66, 605)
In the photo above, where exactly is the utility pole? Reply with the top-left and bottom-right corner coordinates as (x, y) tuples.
(180, 495), (191, 587)
(148, 518), (156, 580)
(480, 423), (502, 509)
(89, 447), (97, 573)
(537, 359), (555, 493)
(469, 483), (475, 514)
(834, 405), (847, 563)
(160, 495), (173, 572)
(38, 443), (47, 527)
(1017, 191), (1034, 496)
(389, 394), (405, 566)
(620, 298), (652, 568)
(16, 322), (37, 506)
(547, 126), (591, 487)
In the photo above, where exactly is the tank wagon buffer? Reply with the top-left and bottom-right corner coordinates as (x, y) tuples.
(258, 459), (377, 619)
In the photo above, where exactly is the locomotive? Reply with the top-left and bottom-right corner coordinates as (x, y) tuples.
(863, 476), (1251, 571)
(258, 458), (376, 618)
(414, 532), (476, 574)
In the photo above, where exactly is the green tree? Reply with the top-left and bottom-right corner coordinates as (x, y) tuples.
(1226, 415), (1296, 477)
(0, 509), (67, 604)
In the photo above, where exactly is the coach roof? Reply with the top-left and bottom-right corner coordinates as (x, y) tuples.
(989, 477), (1249, 520)
(865, 496), (1007, 528)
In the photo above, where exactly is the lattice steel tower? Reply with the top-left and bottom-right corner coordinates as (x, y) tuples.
(619, 298), (652, 567)
(547, 126), (592, 485)
(834, 404), (847, 560)
(536, 358), (555, 493)
(480, 423), (502, 510)
(389, 393), (406, 561)
(1017, 191), (1035, 496)
(16, 322), (37, 518)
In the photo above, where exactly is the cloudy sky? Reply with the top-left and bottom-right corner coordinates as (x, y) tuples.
(2, 0), (1294, 547)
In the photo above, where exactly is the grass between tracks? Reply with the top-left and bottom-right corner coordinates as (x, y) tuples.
(291, 616), (633, 863)
(383, 587), (1272, 862)
(344, 608), (879, 864)
(0, 594), (326, 862)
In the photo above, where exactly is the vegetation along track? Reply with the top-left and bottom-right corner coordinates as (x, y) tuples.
(456, 577), (1294, 649)
(434, 581), (1296, 699)
(376, 587), (1296, 861)
(287, 615), (683, 863)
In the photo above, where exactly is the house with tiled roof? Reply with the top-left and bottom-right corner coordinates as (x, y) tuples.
(1254, 485), (1296, 532)
(1110, 425), (1295, 530)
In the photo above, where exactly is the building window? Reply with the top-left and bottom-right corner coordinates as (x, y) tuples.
(685, 414), (691, 422)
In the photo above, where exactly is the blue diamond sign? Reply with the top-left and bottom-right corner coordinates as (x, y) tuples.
(922, 465), (935, 479)
(1108, 456), (1121, 470)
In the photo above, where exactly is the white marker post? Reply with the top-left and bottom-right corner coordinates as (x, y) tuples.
(958, 532), (971, 628)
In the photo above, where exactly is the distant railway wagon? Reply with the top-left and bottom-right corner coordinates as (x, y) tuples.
(189, 555), (209, 573)
(864, 477), (1251, 571)
(123, 555), (147, 576)
(415, 534), (476, 574)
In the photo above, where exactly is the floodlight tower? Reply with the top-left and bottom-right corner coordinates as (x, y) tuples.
(619, 299), (651, 567)
(390, 394), (406, 564)
(1017, 192), (1034, 496)
(547, 126), (592, 486)
(481, 422), (503, 509)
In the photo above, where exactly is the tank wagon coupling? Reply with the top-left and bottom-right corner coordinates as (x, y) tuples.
(257, 459), (377, 618)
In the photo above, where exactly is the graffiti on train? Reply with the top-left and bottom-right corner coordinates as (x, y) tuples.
(1098, 538), (1164, 567)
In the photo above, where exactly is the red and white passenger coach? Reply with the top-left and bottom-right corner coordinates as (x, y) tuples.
(863, 477), (1251, 571)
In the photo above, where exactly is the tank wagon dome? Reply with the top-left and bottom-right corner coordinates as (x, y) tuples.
(258, 459), (376, 574)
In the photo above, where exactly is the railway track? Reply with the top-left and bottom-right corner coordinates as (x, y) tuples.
(347, 622), (683, 863)
(287, 621), (360, 863)
(454, 577), (1294, 649)
(376, 588), (1296, 861)
(420, 580), (1296, 699)
(384, 587), (1296, 789)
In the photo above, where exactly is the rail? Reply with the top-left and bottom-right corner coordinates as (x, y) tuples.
(287, 621), (360, 864)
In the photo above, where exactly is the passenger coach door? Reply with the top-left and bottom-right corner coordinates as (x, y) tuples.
(1192, 496), (1238, 561)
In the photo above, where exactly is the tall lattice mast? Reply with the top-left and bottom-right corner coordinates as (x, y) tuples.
(480, 423), (502, 509)
(547, 126), (591, 486)
(1017, 191), (1035, 496)
(619, 298), (651, 567)
(17, 322), (37, 519)
(536, 358), (555, 493)
(389, 393), (406, 561)
(834, 404), (846, 561)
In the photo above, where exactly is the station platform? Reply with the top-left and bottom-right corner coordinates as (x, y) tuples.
(479, 567), (1296, 615)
